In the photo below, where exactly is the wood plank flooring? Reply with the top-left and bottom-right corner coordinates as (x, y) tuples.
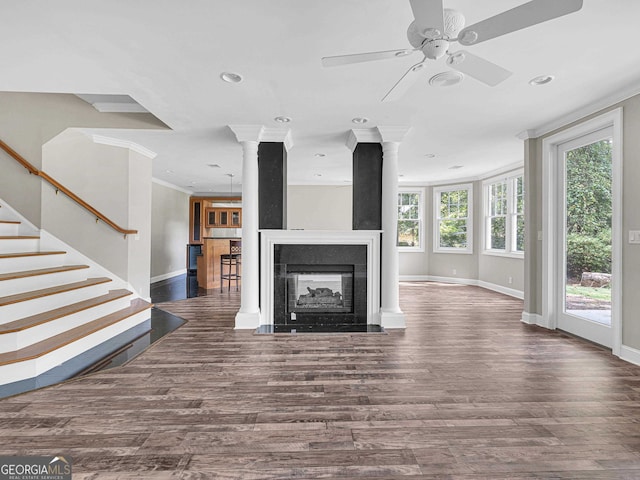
(2, 282), (640, 479)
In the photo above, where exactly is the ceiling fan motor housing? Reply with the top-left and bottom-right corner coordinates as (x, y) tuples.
(422, 39), (449, 59)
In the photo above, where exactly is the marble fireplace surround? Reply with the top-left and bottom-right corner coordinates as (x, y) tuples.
(259, 230), (381, 326)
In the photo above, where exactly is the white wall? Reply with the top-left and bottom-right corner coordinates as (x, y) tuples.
(42, 131), (153, 299)
(0, 92), (167, 228)
(287, 185), (352, 230)
(151, 181), (190, 281)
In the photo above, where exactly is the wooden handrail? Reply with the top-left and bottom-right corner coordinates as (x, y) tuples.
(0, 139), (137, 236)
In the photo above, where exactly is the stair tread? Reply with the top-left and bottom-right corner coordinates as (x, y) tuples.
(0, 251), (66, 259)
(0, 264), (89, 282)
(0, 221), (20, 225)
(0, 277), (112, 307)
(0, 299), (152, 366)
(0, 289), (133, 334)
(0, 236), (40, 240)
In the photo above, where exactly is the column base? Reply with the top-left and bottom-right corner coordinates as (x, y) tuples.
(234, 311), (261, 330)
(380, 310), (406, 329)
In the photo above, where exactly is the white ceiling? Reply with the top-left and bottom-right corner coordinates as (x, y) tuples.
(2, 0), (640, 194)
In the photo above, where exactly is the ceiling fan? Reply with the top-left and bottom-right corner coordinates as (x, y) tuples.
(321, 0), (583, 101)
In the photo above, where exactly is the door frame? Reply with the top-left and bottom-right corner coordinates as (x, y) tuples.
(541, 108), (623, 355)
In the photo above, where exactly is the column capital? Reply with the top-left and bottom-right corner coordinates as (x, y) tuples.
(228, 125), (264, 143)
(346, 128), (381, 151)
(377, 126), (412, 144)
(228, 125), (293, 151)
(261, 128), (294, 151)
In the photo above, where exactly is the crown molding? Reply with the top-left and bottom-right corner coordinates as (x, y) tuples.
(377, 126), (412, 143)
(516, 130), (536, 140)
(152, 177), (192, 194)
(89, 134), (157, 159)
(527, 81), (640, 138)
(92, 102), (149, 113)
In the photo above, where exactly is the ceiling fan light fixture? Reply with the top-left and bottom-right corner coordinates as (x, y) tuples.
(220, 72), (243, 83)
(529, 75), (555, 86)
(429, 71), (464, 87)
(447, 52), (466, 66)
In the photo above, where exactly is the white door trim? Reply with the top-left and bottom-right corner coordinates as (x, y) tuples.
(541, 107), (623, 356)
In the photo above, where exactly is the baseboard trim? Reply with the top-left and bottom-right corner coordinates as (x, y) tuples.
(151, 269), (187, 284)
(399, 275), (524, 300)
(620, 345), (640, 367)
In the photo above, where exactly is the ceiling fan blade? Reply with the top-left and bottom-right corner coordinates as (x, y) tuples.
(447, 51), (512, 86)
(321, 49), (416, 67)
(458, 0), (583, 46)
(409, 0), (444, 33)
(382, 60), (428, 102)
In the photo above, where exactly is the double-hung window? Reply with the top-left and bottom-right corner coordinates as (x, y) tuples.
(433, 183), (473, 253)
(484, 171), (524, 256)
(397, 189), (424, 251)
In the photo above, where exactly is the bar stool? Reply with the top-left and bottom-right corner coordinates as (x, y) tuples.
(220, 240), (241, 292)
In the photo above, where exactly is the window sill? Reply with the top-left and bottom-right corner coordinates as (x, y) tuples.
(483, 250), (524, 259)
(433, 249), (474, 255)
(399, 247), (425, 253)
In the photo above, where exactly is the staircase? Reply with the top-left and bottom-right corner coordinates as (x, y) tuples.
(0, 202), (152, 389)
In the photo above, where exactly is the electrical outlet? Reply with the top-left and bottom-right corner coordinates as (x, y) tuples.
(508, 276), (513, 284)
(452, 269), (457, 275)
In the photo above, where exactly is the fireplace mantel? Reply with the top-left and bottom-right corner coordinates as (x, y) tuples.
(259, 230), (381, 326)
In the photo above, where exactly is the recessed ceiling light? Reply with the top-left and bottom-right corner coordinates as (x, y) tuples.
(220, 72), (243, 83)
(429, 71), (464, 87)
(274, 116), (291, 123)
(190, 181), (197, 184)
(207, 163), (221, 168)
(314, 153), (326, 158)
(352, 117), (369, 124)
(314, 173), (322, 177)
(398, 174), (405, 177)
(529, 75), (555, 86)
(424, 153), (436, 158)
(165, 169), (174, 174)
(449, 165), (464, 170)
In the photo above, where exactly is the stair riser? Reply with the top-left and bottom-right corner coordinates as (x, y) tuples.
(0, 282), (112, 324)
(0, 309), (151, 385)
(0, 239), (40, 254)
(0, 296), (133, 354)
(0, 269), (90, 297)
(0, 255), (66, 274)
(0, 224), (19, 236)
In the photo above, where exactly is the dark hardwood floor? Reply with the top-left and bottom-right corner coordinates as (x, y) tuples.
(2, 281), (640, 479)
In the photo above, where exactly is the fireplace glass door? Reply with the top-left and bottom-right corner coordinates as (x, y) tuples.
(287, 269), (353, 315)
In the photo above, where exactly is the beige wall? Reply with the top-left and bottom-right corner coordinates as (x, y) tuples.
(287, 185), (352, 230)
(151, 182), (190, 279)
(526, 93), (640, 349)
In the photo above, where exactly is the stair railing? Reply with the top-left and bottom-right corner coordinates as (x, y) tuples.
(0, 139), (137, 237)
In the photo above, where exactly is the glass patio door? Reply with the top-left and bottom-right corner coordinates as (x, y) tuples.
(557, 127), (613, 348)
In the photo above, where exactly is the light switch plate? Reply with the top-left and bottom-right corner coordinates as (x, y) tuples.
(630, 231), (640, 244)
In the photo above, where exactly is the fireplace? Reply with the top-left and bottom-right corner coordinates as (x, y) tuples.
(260, 230), (382, 331)
(273, 243), (369, 330)
(287, 266), (353, 314)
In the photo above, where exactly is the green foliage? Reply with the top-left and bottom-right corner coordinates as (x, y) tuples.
(566, 229), (611, 279)
(566, 140), (612, 236)
(565, 139), (612, 279)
